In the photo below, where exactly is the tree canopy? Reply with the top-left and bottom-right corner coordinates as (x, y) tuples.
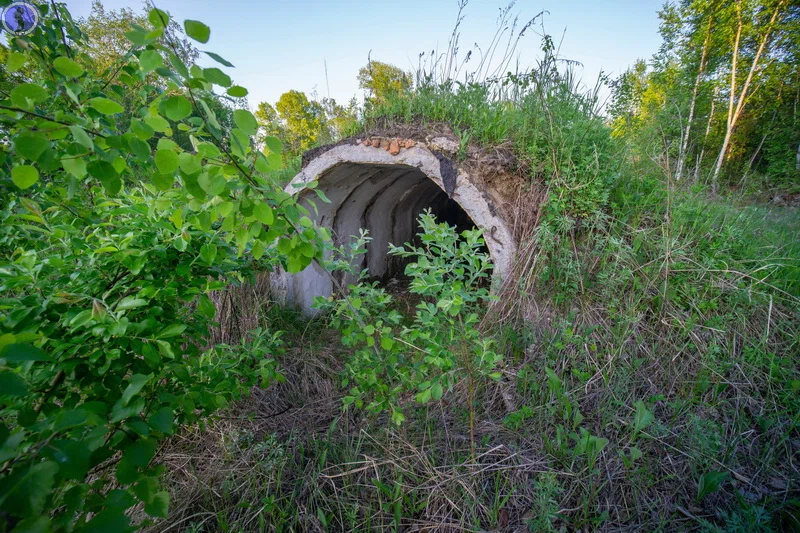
(357, 60), (412, 105)
(610, 0), (800, 191)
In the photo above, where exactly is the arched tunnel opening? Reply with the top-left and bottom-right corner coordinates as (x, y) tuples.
(326, 163), (480, 284)
(272, 142), (515, 314)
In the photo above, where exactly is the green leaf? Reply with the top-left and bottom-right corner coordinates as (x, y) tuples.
(10, 516), (51, 533)
(252, 203), (274, 225)
(254, 153), (269, 173)
(163, 95), (192, 121)
(200, 243), (217, 265)
(380, 336), (394, 350)
(111, 399), (145, 424)
(184, 20), (210, 43)
(155, 340), (175, 360)
(233, 109), (258, 136)
(182, 173), (206, 199)
(0, 370), (28, 396)
(10, 84), (49, 107)
(69, 125), (94, 150)
(116, 455), (140, 484)
(198, 173), (226, 196)
(431, 383), (444, 400)
(53, 56), (84, 77)
(0, 343), (49, 363)
(203, 67), (231, 87)
(87, 97), (124, 115)
(415, 388), (431, 403)
(124, 439), (157, 468)
(252, 239), (265, 259)
(127, 137), (151, 161)
(82, 508), (132, 533)
(125, 29), (148, 45)
(144, 490), (169, 518)
(286, 254), (311, 273)
(148, 407), (174, 434)
(633, 400), (654, 435)
(148, 8), (169, 28)
(227, 85), (248, 97)
(697, 471), (728, 501)
(629, 446), (642, 462)
(265, 136), (282, 154)
(230, 128), (250, 156)
(196, 142), (220, 159)
(203, 51), (235, 67)
(267, 152), (283, 169)
(144, 114), (171, 134)
(87, 160), (121, 195)
(117, 297), (147, 310)
(178, 152), (201, 175)
(11, 165), (39, 189)
(62, 157), (87, 179)
(144, 491), (169, 518)
(391, 410), (405, 425)
(53, 409), (88, 432)
(130, 119), (154, 141)
(43, 439), (90, 480)
(133, 476), (158, 505)
(0, 461), (58, 516)
(120, 374), (151, 405)
(14, 132), (49, 161)
(157, 324), (186, 339)
(6, 52), (26, 72)
(155, 149), (179, 174)
(144, 28), (164, 41)
(315, 189), (331, 203)
(138, 50), (164, 72)
(167, 51), (189, 77)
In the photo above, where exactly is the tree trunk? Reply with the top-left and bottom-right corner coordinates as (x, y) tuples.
(796, 142), (800, 171)
(711, 1), (743, 194)
(711, 0), (786, 192)
(696, 80), (720, 183)
(676, 17), (713, 182)
(740, 133), (767, 188)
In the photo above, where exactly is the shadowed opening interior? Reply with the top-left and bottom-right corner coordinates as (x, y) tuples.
(309, 162), (478, 284)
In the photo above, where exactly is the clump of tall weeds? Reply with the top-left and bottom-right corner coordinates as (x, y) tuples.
(358, 2), (800, 529)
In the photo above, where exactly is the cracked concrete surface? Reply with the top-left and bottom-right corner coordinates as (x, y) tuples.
(272, 142), (516, 313)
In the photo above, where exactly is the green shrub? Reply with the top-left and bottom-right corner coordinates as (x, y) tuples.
(317, 211), (502, 434)
(0, 3), (323, 530)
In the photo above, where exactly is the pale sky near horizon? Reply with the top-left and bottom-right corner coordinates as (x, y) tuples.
(63, 0), (665, 110)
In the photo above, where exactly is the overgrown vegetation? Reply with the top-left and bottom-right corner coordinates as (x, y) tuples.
(610, 0), (800, 194)
(317, 213), (502, 441)
(0, 3), (323, 531)
(2, 0), (798, 531)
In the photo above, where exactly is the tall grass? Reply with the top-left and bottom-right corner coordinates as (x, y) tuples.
(149, 2), (800, 530)
(364, 3), (800, 527)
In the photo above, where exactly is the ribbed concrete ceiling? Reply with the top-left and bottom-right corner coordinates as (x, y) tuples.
(271, 143), (515, 313)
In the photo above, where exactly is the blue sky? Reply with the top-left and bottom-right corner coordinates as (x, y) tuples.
(64, 0), (665, 110)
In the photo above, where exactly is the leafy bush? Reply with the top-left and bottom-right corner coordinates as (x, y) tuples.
(0, 3), (324, 531)
(317, 211), (502, 431)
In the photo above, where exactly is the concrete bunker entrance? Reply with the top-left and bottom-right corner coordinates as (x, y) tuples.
(328, 162), (479, 282)
(273, 142), (516, 313)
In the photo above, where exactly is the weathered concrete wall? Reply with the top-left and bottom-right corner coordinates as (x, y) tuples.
(271, 137), (516, 313)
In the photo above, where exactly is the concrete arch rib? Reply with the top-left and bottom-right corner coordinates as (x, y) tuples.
(271, 143), (516, 314)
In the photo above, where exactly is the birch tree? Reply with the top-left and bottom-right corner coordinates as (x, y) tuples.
(710, 0), (788, 192)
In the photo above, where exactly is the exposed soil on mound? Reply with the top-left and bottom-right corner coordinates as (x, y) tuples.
(300, 119), (538, 239)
